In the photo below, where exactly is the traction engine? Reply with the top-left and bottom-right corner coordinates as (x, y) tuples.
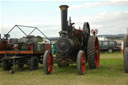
(43, 5), (100, 75)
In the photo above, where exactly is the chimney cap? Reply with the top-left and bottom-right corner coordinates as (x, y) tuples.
(59, 5), (69, 10)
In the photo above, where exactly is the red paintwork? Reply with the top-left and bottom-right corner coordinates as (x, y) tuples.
(81, 52), (86, 74)
(29, 45), (33, 50)
(47, 53), (53, 73)
(0, 43), (51, 55)
(0, 43), (9, 51)
(91, 29), (98, 35)
(94, 37), (100, 67)
(44, 44), (51, 51)
(75, 29), (83, 37)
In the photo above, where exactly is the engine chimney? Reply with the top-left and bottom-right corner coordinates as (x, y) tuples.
(59, 5), (69, 31)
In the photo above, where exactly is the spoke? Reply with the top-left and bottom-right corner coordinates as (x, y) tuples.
(47, 53), (53, 73)
(47, 58), (51, 65)
(81, 53), (86, 73)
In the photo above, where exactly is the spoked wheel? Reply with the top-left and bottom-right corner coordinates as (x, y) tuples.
(87, 36), (100, 69)
(30, 56), (39, 70)
(2, 59), (12, 70)
(124, 47), (128, 73)
(43, 50), (53, 74)
(18, 59), (24, 69)
(77, 50), (86, 75)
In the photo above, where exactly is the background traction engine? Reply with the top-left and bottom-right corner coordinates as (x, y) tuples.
(123, 35), (128, 73)
(43, 5), (100, 75)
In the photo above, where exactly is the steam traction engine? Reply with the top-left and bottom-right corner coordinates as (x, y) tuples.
(43, 5), (100, 75)
(123, 35), (128, 73)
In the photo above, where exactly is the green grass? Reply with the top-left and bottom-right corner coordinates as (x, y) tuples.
(0, 52), (128, 85)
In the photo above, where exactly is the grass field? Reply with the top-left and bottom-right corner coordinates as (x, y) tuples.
(0, 52), (128, 85)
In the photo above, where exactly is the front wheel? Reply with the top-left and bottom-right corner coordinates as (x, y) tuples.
(77, 50), (86, 75)
(43, 50), (53, 74)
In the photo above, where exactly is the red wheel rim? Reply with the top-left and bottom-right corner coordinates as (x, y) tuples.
(81, 53), (86, 73)
(47, 53), (53, 73)
(94, 38), (100, 67)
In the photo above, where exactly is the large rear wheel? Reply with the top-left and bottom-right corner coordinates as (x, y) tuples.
(43, 50), (53, 74)
(77, 50), (86, 75)
(87, 36), (100, 69)
(124, 47), (128, 73)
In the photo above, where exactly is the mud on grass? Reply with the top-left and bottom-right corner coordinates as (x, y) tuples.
(0, 52), (128, 85)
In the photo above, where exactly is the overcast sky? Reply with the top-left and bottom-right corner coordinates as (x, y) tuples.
(1, 0), (128, 38)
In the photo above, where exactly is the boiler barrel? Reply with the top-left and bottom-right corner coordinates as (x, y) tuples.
(59, 5), (69, 31)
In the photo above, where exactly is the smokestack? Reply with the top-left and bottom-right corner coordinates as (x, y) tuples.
(59, 5), (69, 31)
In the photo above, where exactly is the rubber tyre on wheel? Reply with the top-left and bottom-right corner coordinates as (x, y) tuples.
(2, 60), (12, 70)
(77, 50), (86, 75)
(124, 47), (128, 73)
(87, 36), (100, 69)
(43, 50), (53, 74)
(30, 56), (39, 70)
